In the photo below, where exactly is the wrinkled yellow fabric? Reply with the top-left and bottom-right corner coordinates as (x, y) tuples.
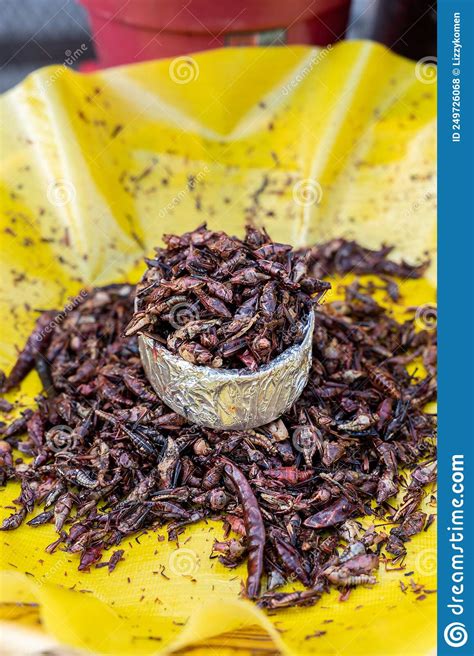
(0, 42), (436, 655)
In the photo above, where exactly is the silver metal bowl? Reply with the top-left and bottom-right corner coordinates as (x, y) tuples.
(138, 311), (314, 430)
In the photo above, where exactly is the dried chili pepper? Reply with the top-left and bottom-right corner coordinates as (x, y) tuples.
(218, 456), (265, 599)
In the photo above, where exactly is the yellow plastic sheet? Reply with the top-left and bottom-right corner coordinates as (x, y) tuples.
(0, 42), (436, 655)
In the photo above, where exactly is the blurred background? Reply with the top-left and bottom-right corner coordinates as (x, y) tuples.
(0, 0), (436, 93)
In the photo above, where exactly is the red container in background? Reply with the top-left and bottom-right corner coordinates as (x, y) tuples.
(79, 0), (351, 68)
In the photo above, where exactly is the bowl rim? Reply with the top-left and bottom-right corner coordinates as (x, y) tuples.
(139, 308), (315, 381)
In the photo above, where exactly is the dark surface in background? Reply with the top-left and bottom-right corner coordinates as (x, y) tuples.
(0, 0), (95, 92)
(374, 0), (437, 60)
(0, 0), (436, 93)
